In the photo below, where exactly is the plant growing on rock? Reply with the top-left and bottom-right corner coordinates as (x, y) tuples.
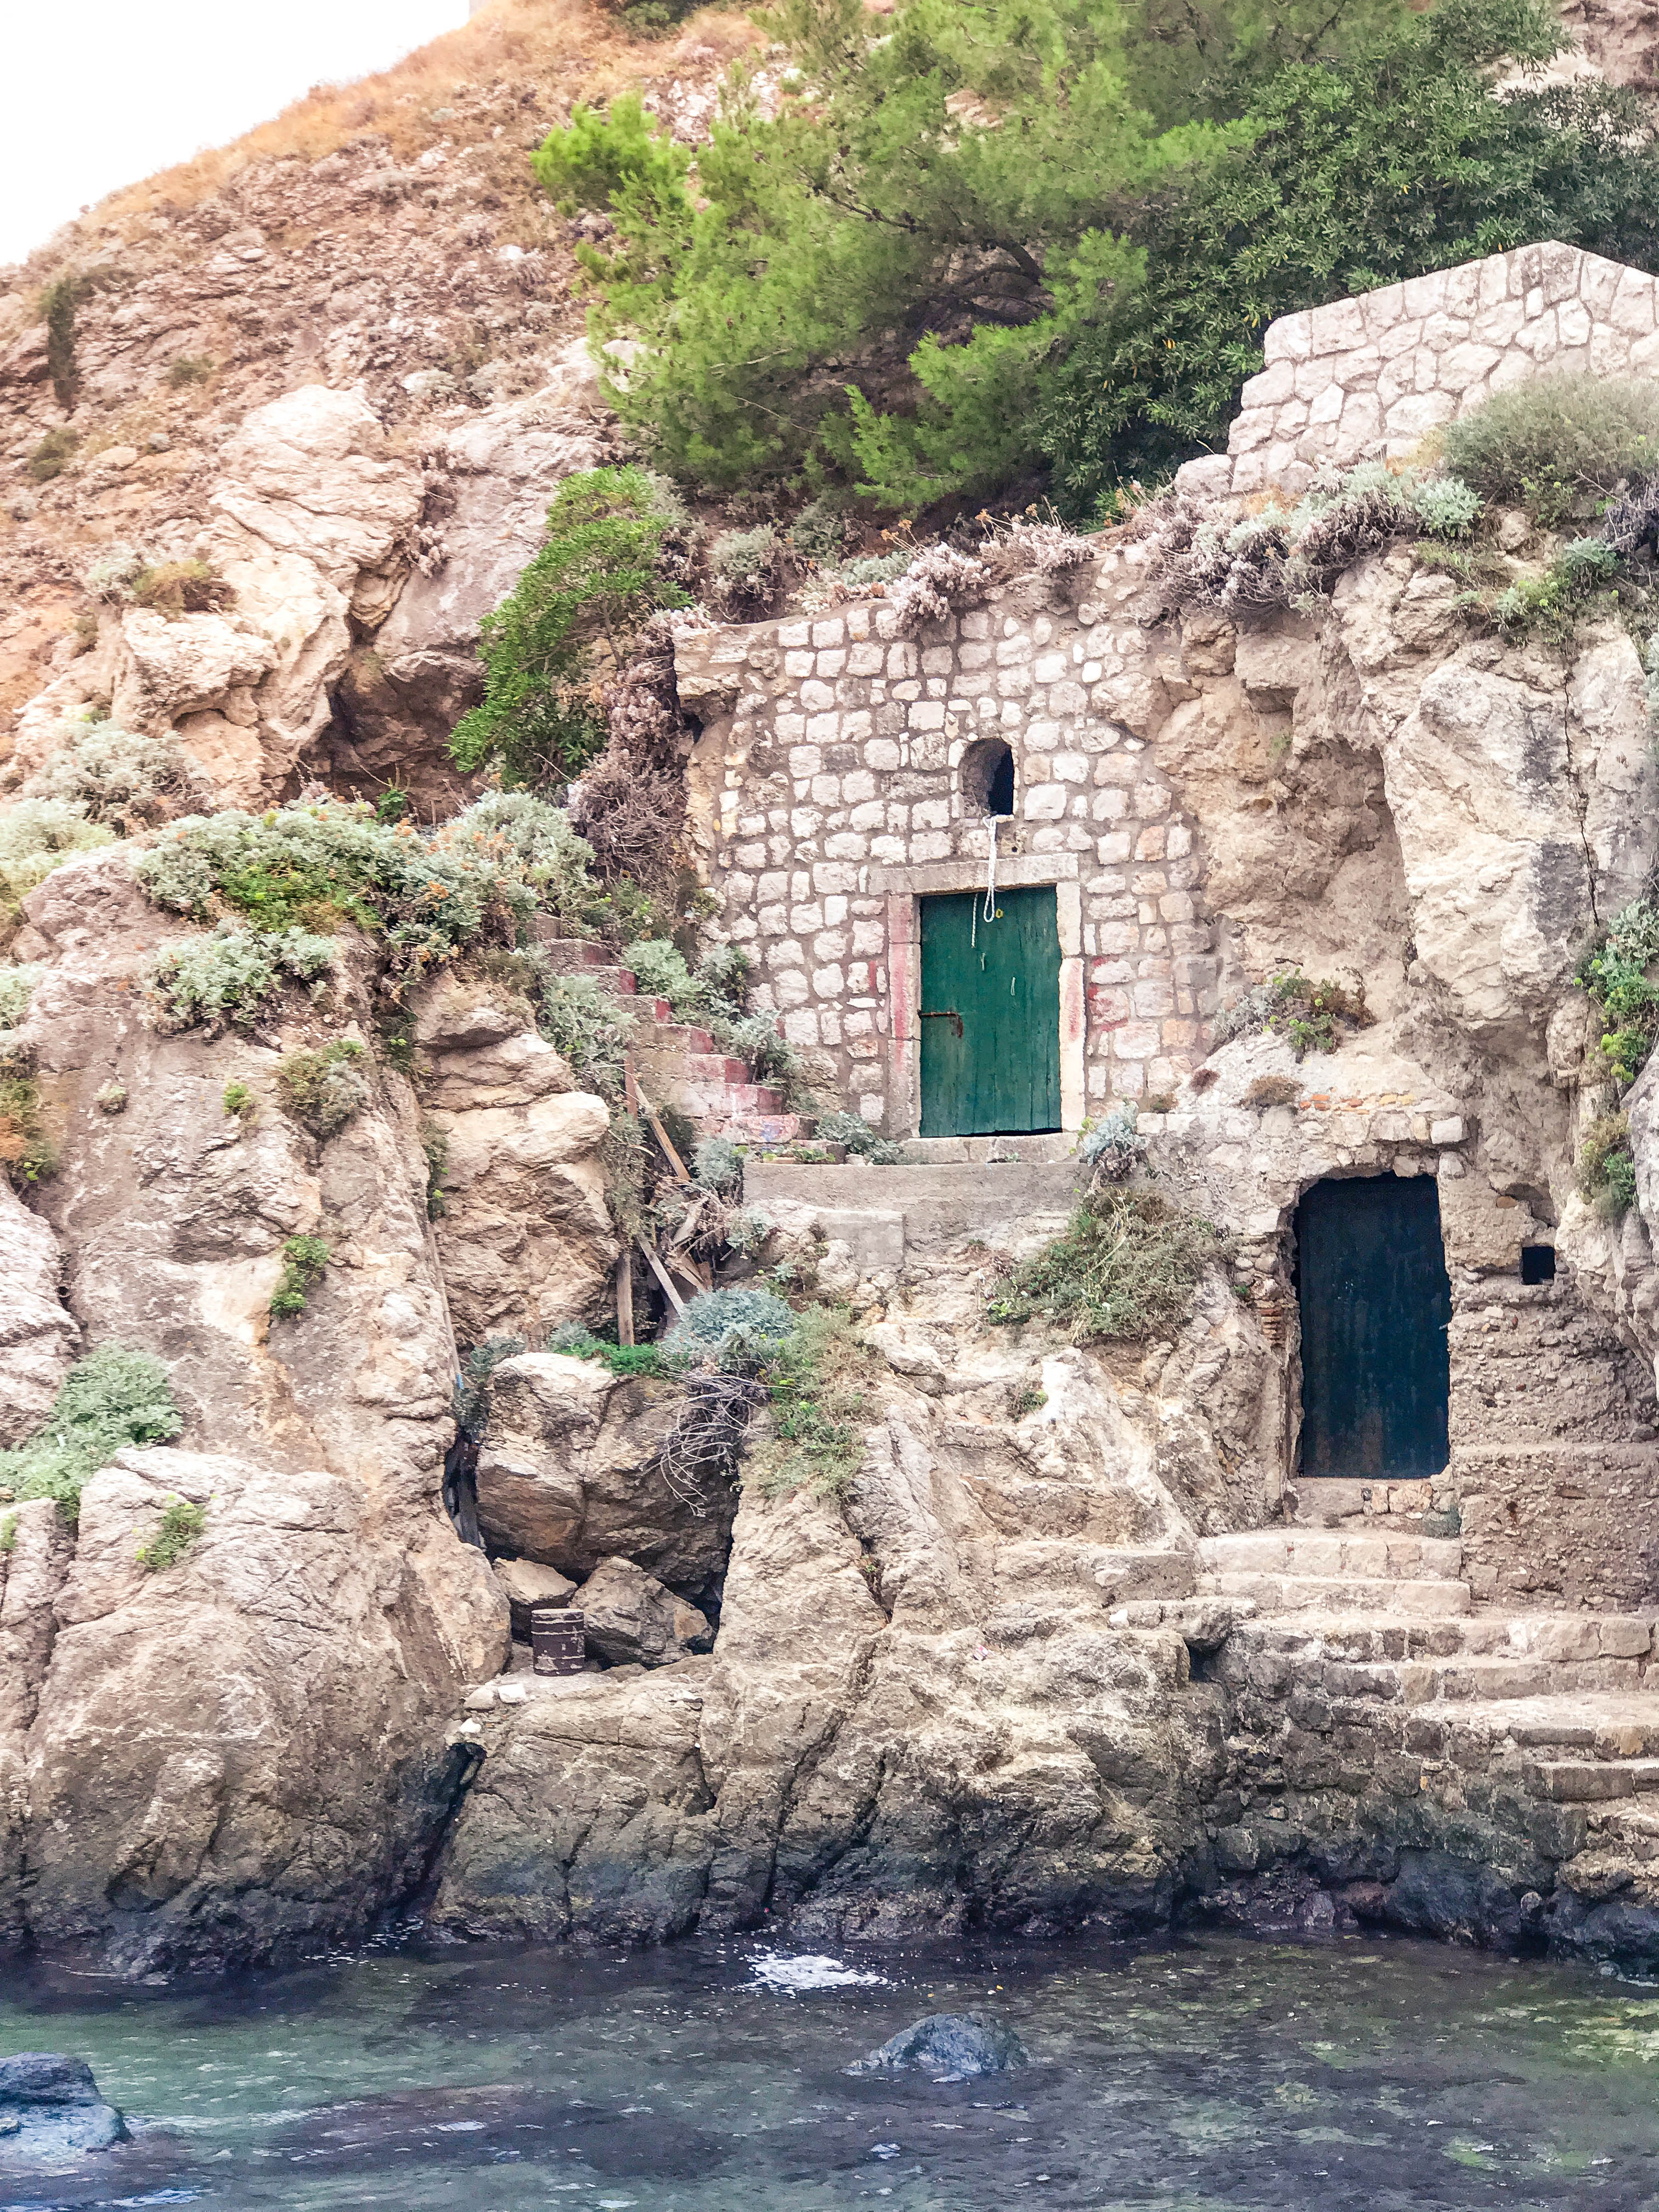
(0, 964), (42, 1031)
(94, 1080), (127, 1115)
(0, 1345), (182, 1524)
(707, 524), (791, 620)
(148, 924), (336, 1031)
(276, 1036), (370, 1137)
(1079, 1104), (1147, 1182)
(666, 1285), (799, 1374)
(0, 1074), (55, 1188)
(815, 1109), (905, 1165)
(1215, 968), (1369, 1057)
(1579, 1111), (1639, 1221)
(1442, 375), (1659, 525)
(692, 1136), (742, 1194)
(988, 1185), (1230, 1342)
(0, 798), (116, 944)
(545, 1324), (668, 1379)
(26, 720), (207, 834)
(222, 1080), (256, 1122)
(889, 544), (992, 636)
(452, 1333), (531, 1437)
(1579, 901), (1659, 1084)
(750, 1305), (878, 1502)
(450, 466), (691, 791)
(136, 1496), (206, 1571)
(269, 1234), (331, 1321)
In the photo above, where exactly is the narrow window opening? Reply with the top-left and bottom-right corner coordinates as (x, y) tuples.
(1520, 1243), (1556, 1284)
(962, 737), (1015, 816)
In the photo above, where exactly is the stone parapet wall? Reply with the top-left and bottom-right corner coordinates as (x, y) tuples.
(1175, 241), (1659, 503)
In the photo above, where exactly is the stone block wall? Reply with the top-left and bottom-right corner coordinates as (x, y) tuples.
(679, 554), (1220, 1135)
(1175, 241), (1659, 503)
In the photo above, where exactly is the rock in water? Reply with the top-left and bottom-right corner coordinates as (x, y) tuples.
(0, 2053), (127, 2157)
(848, 2012), (1029, 2078)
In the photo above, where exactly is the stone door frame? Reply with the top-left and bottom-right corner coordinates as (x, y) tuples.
(868, 853), (1086, 1137)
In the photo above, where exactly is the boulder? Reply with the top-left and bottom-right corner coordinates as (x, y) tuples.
(0, 2053), (126, 2157)
(848, 2013), (1030, 2079)
(493, 1557), (577, 1638)
(580, 1556), (712, 1668)
(477, 1355), (739, 1594)
(0, 1177), (77, 1447)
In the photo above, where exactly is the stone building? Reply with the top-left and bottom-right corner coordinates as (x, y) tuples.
(675, 239), (1659, 1583)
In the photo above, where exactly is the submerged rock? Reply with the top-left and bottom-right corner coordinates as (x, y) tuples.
(0, 2053), (126, 2158)
(848, 2012), (1030, 2078)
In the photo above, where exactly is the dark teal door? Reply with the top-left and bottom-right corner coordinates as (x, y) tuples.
(918, 888), (1060, 1135)
(1296, 1175), (1451, 1477)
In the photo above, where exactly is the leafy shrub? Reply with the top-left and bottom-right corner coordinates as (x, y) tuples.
(94, 1079), (127, 1115)
(27, 427), (79, 483)
(0, 1073), (55, 1188)
(0, 964), (41, 1030)
(692, 1136), (742, 1193)
(1579, 1111), (1639, 1221)
(749, 1305), (877, 1502)
(798, 550), (913, 614)
(1079, 1104), (1147, 1181)
(1215, 969), (1369, 1057)
(129, 559), (232, 618)
(0, 1513), (14, 1554)
(625, 936), (702, 1015)
(26, 720), (204, 834)
(531, 91), (691, 215)
(1412, 477), (1483, 539)
(1580, 902), (1659, 1084)
(452, 1333), (529, 1436)
(222, 1080), (255, 1121)
(544, 1324), (669, 1379)
(665, 1285), (798, 1375)
(450, 466), (690, 791)
(708, 524), (789, 619)
(988, 1186), (1230, 1342)
(789, 500), (850, 565)
(269, 1234), (331, 1320)
(1488, 536), (1622, 641)
(889, 545), (992, 636)
(1442, 375), (1659, 524)
(533, 966), (637, 1092)
(816, 1109), (906, 1166)
(0, 1345), (182, 1525)
(136, 1496), (206, 1571)
(166, 354), (214, 388)
(277, 1037), (369, 1137)
(149, 924), (336, 1030)
(0, 798), (116, 939)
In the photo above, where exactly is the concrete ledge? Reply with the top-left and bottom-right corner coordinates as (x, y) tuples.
(866, 852), (1081, 896)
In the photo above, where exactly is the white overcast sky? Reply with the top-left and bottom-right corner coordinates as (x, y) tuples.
(1, 0), (470, 270)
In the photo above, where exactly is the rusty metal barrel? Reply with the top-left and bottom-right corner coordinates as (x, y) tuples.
(531, 1606), (585, 1675)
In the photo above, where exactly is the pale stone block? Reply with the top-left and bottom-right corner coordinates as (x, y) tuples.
(843, 771), (877, 803)
(1437, 341), (1502, 393)
(775, 714), (806, 743)
(1488, 348), (1535, 392)
(811, 618), (847, 648)
(812, 928), (850, 962)
(1383, 390), (1455, 442)
(1307, 382), (1344, 427)
(1227, 409), (1274, 455)
(1033, 651), (1068, 684)
(1558, 298), (1593, 348)
(1610, 266), (1659, 336)
(783, 649), (814, 678)
(780, 1007), (818, 1042)
(907, 701), (945, 731)
(1630, 329), (1659, 375)
(805, 713), (840, 744)
(1239, 359), (1296, 408)
(1378, 318), (1425, 361)
(1263, 309), (1313, 364)
(1053, 753), (1090, 782)
(777, 620), (811, 647)
(789, 901), (824, 932)
(800, 678), (835, 711)
(1173, 454), (1234, 498)
(911, 831), (952, 860)
(815, 864), (859, 894)
(1024, 784), (1067, 822)
(1359, 279), (1409, 335)
(1591, 328), (1636, 380)
(1278, 398), (1310, 435)
(789, 745), (823, 776)
(865, 739), (901, 770)
(848, 642), (884, 677)
(1308, 295), (1366, 354)
(1538, 241), (1583, 305)
(823, 833), (868, 860)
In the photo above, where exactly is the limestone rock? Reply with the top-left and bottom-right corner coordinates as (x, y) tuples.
(493, 1557), (577, 1638)
(579, 1555), (712, 1667)
(0, 2054), (126, 2159)
(848, 2013), (1029, 2078)
(477, 1354), (737, 1595)
(0, 1178), (77, 1446)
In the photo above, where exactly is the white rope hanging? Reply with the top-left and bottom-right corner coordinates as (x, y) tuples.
(972, 814), (1000, 950)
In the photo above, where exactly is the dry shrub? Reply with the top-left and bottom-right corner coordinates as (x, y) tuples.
(1244, 1074), (1302, 1108)
(568, 611), (699, 890)
(889, 544), (991, 635)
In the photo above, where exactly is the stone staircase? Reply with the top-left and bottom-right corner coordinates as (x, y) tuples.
(532, 929), (805, 1144)
(1198, 1523), (1659, 1819)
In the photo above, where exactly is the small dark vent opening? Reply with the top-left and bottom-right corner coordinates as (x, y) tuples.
(1520, 1243), (1556, 1284)
(962, 737), (1015, 817)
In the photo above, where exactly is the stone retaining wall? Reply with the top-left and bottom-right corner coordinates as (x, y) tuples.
(1174, 241), (1659, 503)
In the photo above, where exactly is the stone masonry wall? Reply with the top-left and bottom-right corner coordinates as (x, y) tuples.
(678, 553), (1218, 1135)
(1175, 241), (1659, 504)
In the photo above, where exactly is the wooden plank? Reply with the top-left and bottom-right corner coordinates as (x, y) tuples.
(634, 1080), (693, 1184)
(615, 1248), (635, 1346)
(639, 1239), (689, 1316)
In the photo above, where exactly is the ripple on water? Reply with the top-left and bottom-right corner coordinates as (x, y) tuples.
(4, 1929), (1659, 2209)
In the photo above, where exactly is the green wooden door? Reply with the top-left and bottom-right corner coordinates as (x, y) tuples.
(919, 887), (1061, 1135)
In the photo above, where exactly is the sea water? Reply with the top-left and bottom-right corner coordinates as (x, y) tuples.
(3, 1926), (1658, 2209)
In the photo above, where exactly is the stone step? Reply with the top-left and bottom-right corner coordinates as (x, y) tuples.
(1218, 1611), (1655, 1662)
(683, 1053), (754, 1084)
(1442, 1694), (1659, 1759)
(1199, 1571), (1471, 1615)
(1523, 1758), (1659, 1803)
(1199, 1530), (1463, 1579)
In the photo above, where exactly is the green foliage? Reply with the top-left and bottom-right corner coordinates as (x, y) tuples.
(1215, 967), (1369, 1057)
(148, 924), (336, 1030)
(988, 1185), (1229, 1341)
(452, 1333), (529, 1435)
(0, 964), (41, 1030)
(0, 1513), (14, 1554)
(0, 797), (116, 940)
(222, 1080), (255, 1121)
(1579, 1111), (1638, 1221)
(0, 1074), (55, 1189)
(0, 1345), (182, 1525)
(532, 91), (691, 213)
(269, 1234), (331, 1321)
(449, 467), (690, 790)
(1442, 375), (1659, 524)
(545, 1323), (670, 1378)
(27, 426), (79, 482)
(556, 0), (1659, 514)
(421, 1119), (449, 1219)
(751, 1305), (877, 1502)
(42, 273), (85, 410)
(94, 1079), (127, 1115)
(27, 720), (201, 834)
(276, 1036), (369, 1137)
(692, 1135), (743, 1193)
(1484, 535), (1622, 641)
(166, 353), (215, 387)
(1580, 901), (1659, 1084)
(666, 1284), (799, 1373)
(533, 966), (637, 1092)
(815, 1109), (906, 1165)
(136, 1496), (206, 1572)
(1078, 1104), (1147, 1180)
(708, 523), (789, 618)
